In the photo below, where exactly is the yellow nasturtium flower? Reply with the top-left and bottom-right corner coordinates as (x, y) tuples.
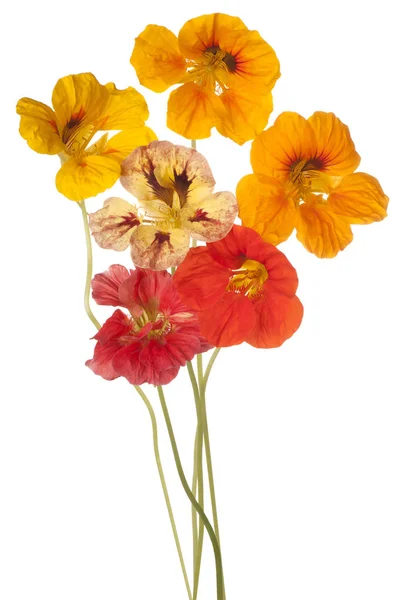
(16, 73), (156, 201)
(130, 13), (280, 145)
(237, 112), (389, 258)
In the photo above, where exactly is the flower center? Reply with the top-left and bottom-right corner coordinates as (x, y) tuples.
(227, 259), (268, 299)
(186, 45), (237, 91)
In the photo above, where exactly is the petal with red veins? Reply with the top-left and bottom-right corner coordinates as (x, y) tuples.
(112, 344), (150, 386)
(130, 225), (189, 270)
(198, 293), (256, 347)
(89, 197), (141, 251)
(246, 293), (303, 348)
(93, 310), (132, 344)
(180, 191), (237, 242)
(86, 341), (123, 381)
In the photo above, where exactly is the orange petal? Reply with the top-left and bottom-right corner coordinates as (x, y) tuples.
(167, 83), (222, 139)
(55, 155), (120, 201)
(246, 293), (303, 348)
(236, 174), (297, 245)
(89, 197), (141, 251)
(130, 225), (189, 270)
(215, 85), (273, 145)
(307, 112), (360, 176)
(251, 112), (317, 180)
(328, 172), (389, 224)
(131, 25), (187, 93)
(223, 29), (280, 93)
(296, 200), (353, 258)
(16, 97), (63, 155)
(178, 13), (247, 59)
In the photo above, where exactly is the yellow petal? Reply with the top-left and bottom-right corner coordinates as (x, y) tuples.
(178, 13), (247, 60)
(16, 97), (63, 154)
(51, 73), (109, 153)
(296, 200), (353, 258)
(251, 112), (317, 180)
(308, 112), (360, 176)
(100, 127), (157, 163)
(167, 83), (222, 139)
(101, 83), (150, 129)
(237, 174), (297, 245)
(131, 25), (187, 93)
(215, 85), (273, 145)
(55, 155), (120, 201)
(328, 172), (389, 224)
(180, 191), (238, 242)
(89, 197), (141, 250)
(130, 225), (189, 270)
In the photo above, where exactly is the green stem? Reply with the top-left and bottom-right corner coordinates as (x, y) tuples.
(187, 361), (204, 599)
(79, 201), (100, 330)
(157, 386), (224, 600)
(203, 348), (221, 390)
(134, 385), (193, 600)
(191, 140), (197, 150)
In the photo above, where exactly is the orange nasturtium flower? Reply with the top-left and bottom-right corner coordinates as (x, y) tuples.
(130, 13), (280, 144)
(237, 111), (389, 258)
(89, 141), (238, 270)
(16, 73), (156, 201)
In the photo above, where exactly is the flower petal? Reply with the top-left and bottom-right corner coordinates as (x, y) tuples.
(167, 83), (223, 140)
(328, 172), (389, 224)
(130, 225), (189, 270)
(181, 191), (237, 242)
(174, 246), (230, 310)
(16, 98), (63, 154)
(112, 344), (149, 385)
(178, 13), (247, 59)
(101, 127), (157, 163)
(93, 309), (132, 344)
(101, 83), (150, 129)
(245, 293), (303, 348)
(198, 293), (256, 347)
(251, 112), (317, 179)
(237, 174), (297, 245)
(91, 265), (132, 306)
(308, 112), (360, 176)
(51, 73), (109, 153)
(215, 86), (273, 145)
(121, 140), (215, 202)
(296, 201), (353, 258)
(55, 155), (121, 201)
(89, 197), (141, 251)
(86, 340), (124, 381)
(131, 25), (187, 92)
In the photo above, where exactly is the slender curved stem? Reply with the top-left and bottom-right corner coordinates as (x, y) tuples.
(157, 386), (224, 600)
(134, 385), (193, 600)
(187, 361), (204, 599)
(79, 201), (100, 330)
(204, 348), (221, 390)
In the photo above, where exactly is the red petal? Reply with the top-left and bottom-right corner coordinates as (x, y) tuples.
(112, 343), (150, 386)
(92, 265), (132, 307)
(199, 292), (256, 347)
(174, 246), (229, 311)
(86, 341), (122, 380)
(93, 310), (131, 344)
(246, 293), (303, 348)
(207, 225), (261, 268)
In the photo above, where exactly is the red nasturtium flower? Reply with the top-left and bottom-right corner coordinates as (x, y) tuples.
(86, 265), (211, 386)
(173, 225), (303, 348)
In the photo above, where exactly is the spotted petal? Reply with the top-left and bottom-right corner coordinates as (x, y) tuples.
(181, 191), (237, 242)
(89, 197), (141, 251)
(130, 225), (190, 270)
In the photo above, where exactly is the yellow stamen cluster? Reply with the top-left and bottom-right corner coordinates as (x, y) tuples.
(227, 259), (268, 299)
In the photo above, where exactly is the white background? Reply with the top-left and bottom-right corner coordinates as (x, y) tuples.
(1, 1), (399, 599)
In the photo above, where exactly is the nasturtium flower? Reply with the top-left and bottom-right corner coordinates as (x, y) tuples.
(237, 111), (389, 258)
(130, 13), (280, 144)
(86, 265), (211, 386)
(89, 140), (237, 270)
(16, 73), (156, 201)
(173, 225), (303, 348)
